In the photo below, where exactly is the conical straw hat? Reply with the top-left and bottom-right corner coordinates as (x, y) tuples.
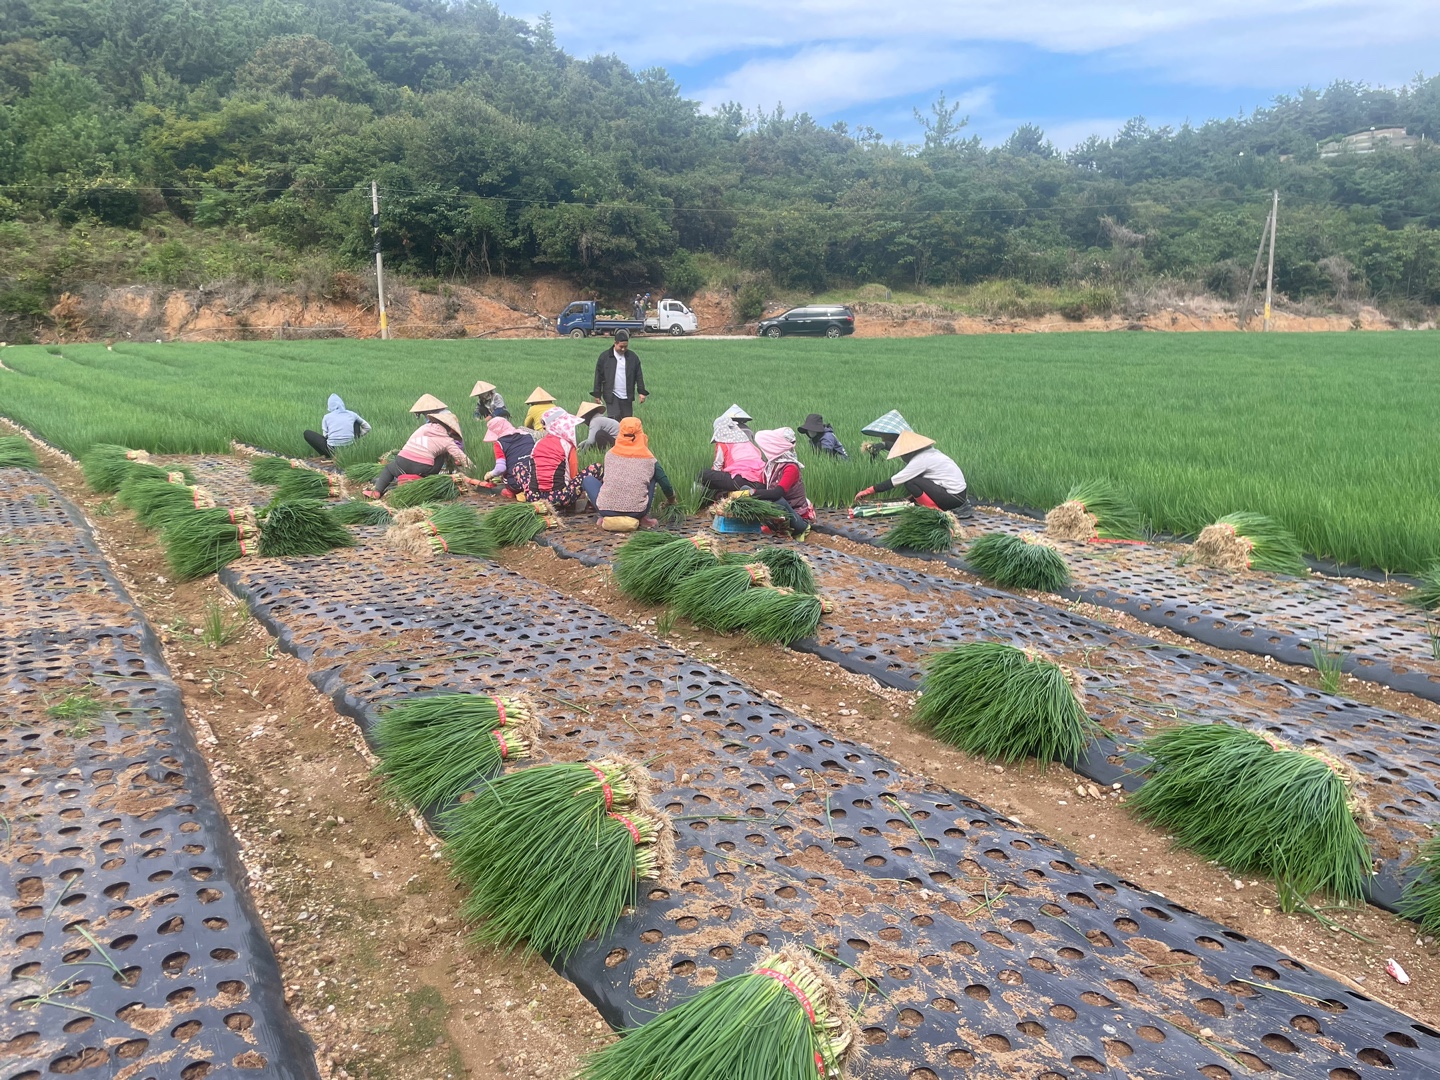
(576, 401), (605, 420)
(411, 393), (447, 414)
(470, 380), (496, 397)
(526, 386), (554, 405)
(886, 430), (936, 460)
(430, 410), (463, 436)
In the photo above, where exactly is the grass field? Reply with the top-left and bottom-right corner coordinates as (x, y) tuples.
(2, 333), (1437, 572)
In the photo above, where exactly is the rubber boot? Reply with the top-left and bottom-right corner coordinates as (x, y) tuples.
(915, 492), (941, 509)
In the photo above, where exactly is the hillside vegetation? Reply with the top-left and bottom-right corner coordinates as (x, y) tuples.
(2, 0), (1439, 339)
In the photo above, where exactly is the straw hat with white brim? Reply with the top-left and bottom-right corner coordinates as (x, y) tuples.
(722, 404), (753, 423)
(471, 380), (496, 397)
(411, 393), (448, 414)
(526, 386), (555, 405)
(576, 401), (605, 421)
(886, 431), (936, 460)
(430, 409), (464, 436)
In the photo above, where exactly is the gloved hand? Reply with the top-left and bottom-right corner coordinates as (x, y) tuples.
(484, 469), (502, 481)
(665, 494), (676, 505)
(737, 488), (754, 497)
(854, 487), (875, 502)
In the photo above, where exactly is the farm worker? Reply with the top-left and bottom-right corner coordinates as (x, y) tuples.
(523, 387), (556, 431)
(721, 404), (754, 434)
(482, 415), (533, 494)
(581, 417), (676, 530)
(410, 393), (448, 416)
(304, 394), (371, 458)
(859, 409), (911, 460)
(511, 407), (601, 512)
(855, 431), (968, 512)
(592, 329), (648, 420)
(471, 381), (509, 420)
(576, 400), (620, 451)
(751, 427), (816, 540)
(797, 413), (848, 459)
(697, 412), (766, 502)
(368, 409), (471, 497)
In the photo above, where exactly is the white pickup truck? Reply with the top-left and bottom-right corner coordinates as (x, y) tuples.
(556, 299), (699, 337)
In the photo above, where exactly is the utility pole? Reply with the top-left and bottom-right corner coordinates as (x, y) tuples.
(1237, 208), (1272, 330)
(371, 181), (389, 341)
(1262, 189), (1278, 332)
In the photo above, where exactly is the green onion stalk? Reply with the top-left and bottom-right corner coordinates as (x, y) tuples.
(387, 503), (493, 560)
(848, 499), (913, 519)
(721, 547), (816, 593)
(1128, 724), (1371, 904)
(1400, 836), (1440, 936)
(1045, 479), (1145, 541)
(81, 444), (154, 493)
(257, 500), (356, 557)
(965, 533), (1072, 592)
(161, 507), (260, 580)
(0, 436), (39, 470)
(275, 467), (342, 501)
(116, 474), (217, 527)
(344, 460), (384, 484)
(613, 533), (720, 605)
(331, 499), (394, 526)
(385, 473), (460, 509)
(711, 493), (786, 524)
(913, 641), (1097, 767)
(882, 506), (962, 552)
(1412, 566), (1440, 610)
(671, 562), (771, 631)
(1194, 512), (1307, 576)
(374, 694), (537, 809)
(481, 500), (559, 548)
(249, 455), (299, 484)
(731, 587), (828, 644)
(577, 946), (859, 1080)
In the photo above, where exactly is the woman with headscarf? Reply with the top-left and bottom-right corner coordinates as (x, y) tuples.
(511, 406), (601, 511)
(471, 380), (509, 421)
(854, 431), (968, 511)
(698, 412), (766, 501)
(482, 415), (534, 493)
(580, 417), (676, 529)
(751, 428), (816, 538)
(367, 408), (471, 497)
(797, 413), (847, 458)
(304, 394), (371, 458)
(859, 409), (911, 460)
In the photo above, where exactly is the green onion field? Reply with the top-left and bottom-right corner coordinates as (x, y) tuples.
(2, 333), (1436, 572)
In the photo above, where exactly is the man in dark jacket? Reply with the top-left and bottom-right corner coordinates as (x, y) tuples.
(592, 329), (647, 420)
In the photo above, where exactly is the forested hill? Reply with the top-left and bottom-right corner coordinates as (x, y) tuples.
(2, 0), (1438, 320)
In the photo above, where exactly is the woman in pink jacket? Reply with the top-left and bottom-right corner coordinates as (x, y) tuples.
(367, 409), (471, 497)
(697, 413), (765, 503)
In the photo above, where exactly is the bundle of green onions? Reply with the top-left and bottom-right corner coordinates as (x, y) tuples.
(1400, 837), (1440, 936)
(82, 444), (152, 493)
(577, 946), (858, 1080)
(249, 455), (298, 484)
(721, 547), (816, 593)
(848, 499), (912, 519)
(671, 562), (771, 630)
(481, 500), (559, 548)
(1128, 724), (1371, 903)
(1045, 480), (1145, 541)
(882, 506), (962, 552)
(373, 694), (536, 808)
(965, 532), (1072, 592)
(275, 467), (342, 501)
(0, 436), (38, 470)
(442, 758), (671, 958)
(1412, 566), (1440, 610)
(913, 641), (1096, 766)
(386, 503), (492, 559)
(711, 492), (785, 523)
(613, 533), (719, 605)
(331, 499), (394, 526)
(731, 586), (827, 644)
(116, 474), (217, 527)
(258, 500), (356, 557)
(161, 507), (260, 580)
(1194, 512), (1308, 576)
(386, 473), (460, 508)
(343, 460), (384, 484)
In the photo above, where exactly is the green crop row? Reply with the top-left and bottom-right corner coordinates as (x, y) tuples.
(2, 333), (1437, 572)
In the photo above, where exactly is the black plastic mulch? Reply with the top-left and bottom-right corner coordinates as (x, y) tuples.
(0, 469), (315, 1080)
(221, 540), (1440, 1080)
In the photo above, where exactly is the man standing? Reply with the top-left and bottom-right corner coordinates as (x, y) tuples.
(592, 329), (647, 420)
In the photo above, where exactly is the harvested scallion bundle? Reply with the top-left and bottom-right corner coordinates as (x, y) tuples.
(1045, 479), (1144, 541)
(275, 467), (341, 501)
(731, 586), (826, 644)
(442, 758), (669, 958)
(116, 474), (216, 527)
(0, 436), (38, 470)
(82, 444), (150, 493)
(914, 641), (1096, 766)
(249, 455), (297, 484)
(480, 500), (557, 548)
(671, 562), (771, 630)
(1400, 837), (1440, 936)
(161, 508), (260, 580)
(577, 946), (858, 1080)
(613, 533), (719, 605)
(258, 500), (356, 557)
(373, 694), (536, 809)
(331, 499), (394, 526)
(711, 492), (786, 523)
(883, 506), (961, 552)
(386, 473), (459, 508)
(1194, 512), (1307, 575)
(966, 532), (1071, 592)
(722, 546), (816, 593)
(1128, 724), (1370, 903)
(1412, 566), (1440, 610)
(387, 504), (492, 559)
(343, 460), (384, 484)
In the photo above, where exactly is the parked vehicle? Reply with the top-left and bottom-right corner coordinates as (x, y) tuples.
(556, 298), (698, 337)
(756, 305), (856, 338)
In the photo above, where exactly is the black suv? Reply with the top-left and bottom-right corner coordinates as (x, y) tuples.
(756, 305), (855, 338)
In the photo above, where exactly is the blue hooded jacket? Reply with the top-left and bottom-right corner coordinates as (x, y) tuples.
(321, 394), (370, 446)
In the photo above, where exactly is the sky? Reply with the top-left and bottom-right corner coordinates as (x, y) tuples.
(530, 0), (1438, 149)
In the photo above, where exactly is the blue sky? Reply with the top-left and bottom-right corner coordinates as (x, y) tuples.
(529, 1), (1438, 149)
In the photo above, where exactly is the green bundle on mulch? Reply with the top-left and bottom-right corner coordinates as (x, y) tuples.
(1194, 512), (1307, 576)
(1045, 480), (1144, 541)
(387, 504), (492, 559)
(249, 455), (298, 484)
(721, 547), (816, 593)
(442, 758), (671, 958)
(1400, 837), (1440, 936)
(913, 641), (1096, 766)
(116, 474), (216, 527)
(1412, 566), (1440, 610)
(258, 500), (356, 557)
(966, 533), (1071, 592)
(0, 436), (38, 470)
(161, 507), (260, 580)
(728, 587), (826, 644)
(386, 473), (460, 509)
(82, 444), (151, 493)
(883, 506), (961, 552)
(331, 499), (394, 526)
(672, 562), (771, 630)
(275, 467), (342, 501)
(613, 533), (719, 605)
(373, 694), (536, 809)
(344, 460), (384, 484)
(1128, 724), (1370, 903)
(712, 492), (785, 523)
(577, 946), (858, 1080)
(480, 500), (558, 548)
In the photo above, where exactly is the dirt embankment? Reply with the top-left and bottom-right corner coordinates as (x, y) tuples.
(37, 276), (1423, 345)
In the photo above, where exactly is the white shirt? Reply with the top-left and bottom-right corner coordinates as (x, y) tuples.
(612, 348), (628, 399)
(890, 447), (966, 495)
